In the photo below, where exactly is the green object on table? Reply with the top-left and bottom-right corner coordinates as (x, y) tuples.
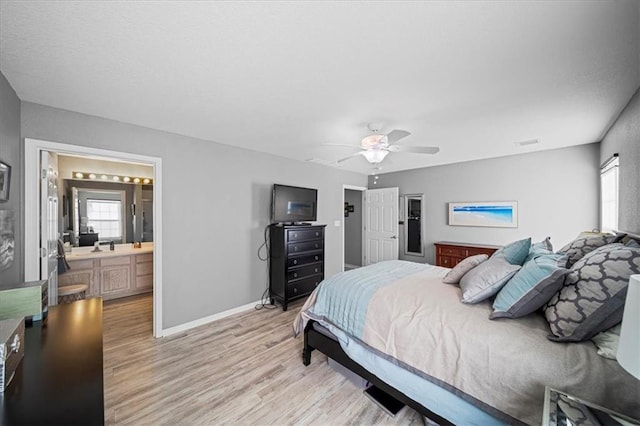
(0, 280), (48, 321)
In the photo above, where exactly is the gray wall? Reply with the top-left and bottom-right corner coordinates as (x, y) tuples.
(369, 143), (600, 264)
(344, 189), (362, 267)
(0, 71), (22, 285)
(600, 88), (640, 234)
(20, 102), (367, 328)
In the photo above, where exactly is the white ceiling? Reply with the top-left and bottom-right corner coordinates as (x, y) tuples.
(1, 1), (638, 175)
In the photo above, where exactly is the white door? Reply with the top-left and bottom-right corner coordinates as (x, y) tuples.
(41, 151), (59, 306)
(364, 187), (399, 265)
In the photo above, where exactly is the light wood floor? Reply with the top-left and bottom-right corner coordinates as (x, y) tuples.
(103, 294), (425, 425)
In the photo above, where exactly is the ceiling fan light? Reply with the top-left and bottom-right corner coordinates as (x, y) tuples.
(361, 134), (387, 149)
(362, 149), (389, 164)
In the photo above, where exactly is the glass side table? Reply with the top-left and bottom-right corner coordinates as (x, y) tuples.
(543, 387), (640, 426)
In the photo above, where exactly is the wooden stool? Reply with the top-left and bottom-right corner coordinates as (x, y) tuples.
(58, 284), (89, 304)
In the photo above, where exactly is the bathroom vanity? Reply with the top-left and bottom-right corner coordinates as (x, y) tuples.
(59, 243), (153, 301)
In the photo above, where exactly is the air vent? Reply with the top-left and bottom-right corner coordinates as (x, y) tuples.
(515, 139), (539, 146)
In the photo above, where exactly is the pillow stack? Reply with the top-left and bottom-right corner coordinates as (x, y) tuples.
(441, 233), (640, 344)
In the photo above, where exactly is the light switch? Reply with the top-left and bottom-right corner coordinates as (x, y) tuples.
(334, 220), (341, 227)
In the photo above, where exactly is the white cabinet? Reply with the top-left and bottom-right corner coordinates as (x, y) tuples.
(60, 252), (152, 301)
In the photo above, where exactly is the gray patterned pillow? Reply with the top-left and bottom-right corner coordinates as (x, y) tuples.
(556, 234), (621, 268)
(544, 243), (640, 342)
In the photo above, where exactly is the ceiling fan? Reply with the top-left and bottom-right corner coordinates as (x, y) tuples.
(335, 123), (440, 165)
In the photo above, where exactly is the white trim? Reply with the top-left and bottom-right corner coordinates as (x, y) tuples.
(342, 185), (367, 272)
(24, 138), (164, 338)
(160, 300), (261, 337)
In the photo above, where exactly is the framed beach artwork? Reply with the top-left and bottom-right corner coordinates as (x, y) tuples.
(0, 159), (10, 202)
(448, 201), (518, 228)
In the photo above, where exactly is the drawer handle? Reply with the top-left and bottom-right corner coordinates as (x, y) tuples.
(315, 232), (319, 236)
(314, 268), (318, 273)
(315, 282), (319, 286)
(315, 256), (319, 260)
(293, 260), (297, 265)
(315, 244), (319, 248)
(293, 273), (298, 278)
(294, 246), (298, 251)
(293, 288), (298, 293)
(10, 334), (21, 353)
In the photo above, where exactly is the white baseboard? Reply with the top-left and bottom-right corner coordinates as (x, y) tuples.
(160, 299), (262, 337)
(345, 263), (361, 270)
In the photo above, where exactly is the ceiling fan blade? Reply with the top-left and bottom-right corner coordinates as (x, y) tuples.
(386, 129), (411, 144)
(322, 143), (361, 149)
(388, 145), (440, 154)
(336, 151), (364, 163)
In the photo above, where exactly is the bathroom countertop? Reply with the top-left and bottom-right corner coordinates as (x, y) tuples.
(66, 242), (153, 260)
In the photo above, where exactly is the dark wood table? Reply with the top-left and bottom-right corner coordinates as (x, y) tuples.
(0, 298), (104, 425)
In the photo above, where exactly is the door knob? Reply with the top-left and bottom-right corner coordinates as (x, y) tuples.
(390, 235), (397, 239)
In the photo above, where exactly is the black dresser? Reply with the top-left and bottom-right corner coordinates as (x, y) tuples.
(1, 298), (104, 425)
(269, 224), (326, 311)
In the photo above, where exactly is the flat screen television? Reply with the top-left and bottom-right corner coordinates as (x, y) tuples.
(271, 184), (317, 224)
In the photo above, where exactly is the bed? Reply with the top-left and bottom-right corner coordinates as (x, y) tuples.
(293, 256), (640, 425)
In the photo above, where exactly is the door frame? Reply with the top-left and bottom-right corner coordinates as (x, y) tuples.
(342, 184), (366, 271)
(24, 138), (163, 337)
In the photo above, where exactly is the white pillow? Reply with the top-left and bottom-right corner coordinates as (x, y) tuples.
(442, 254), (489, 284)
(591, 324), (621, 360)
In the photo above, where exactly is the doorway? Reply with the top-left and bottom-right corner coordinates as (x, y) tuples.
(344, 187), (365, 271)
(24, 138), (163, 337)
(343, 185), (366, 271)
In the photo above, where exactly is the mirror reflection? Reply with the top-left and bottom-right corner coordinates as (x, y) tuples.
(64, 181), (153, 246)
(404, 194), (423, 256)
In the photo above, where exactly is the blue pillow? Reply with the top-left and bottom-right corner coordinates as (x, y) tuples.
(492, 237), (531, 266)
(625, 239), (640, 248)
(491, 254), (569, 319)
(524, 237), (553, 263)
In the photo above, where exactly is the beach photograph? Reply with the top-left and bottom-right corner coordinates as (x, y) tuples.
(449, 202), (518, 228)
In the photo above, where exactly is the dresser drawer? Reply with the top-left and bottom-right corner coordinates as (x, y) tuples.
(288, 275), (322, 297)
(288, 240), (323, 254)
(287, 252), (323, 268)
(467, 247), (498, 257)
(434, 242), (501, 267)
(287, 263), (323, 282)
(437, 245), (466, 258)
(286, 228), (324, 242)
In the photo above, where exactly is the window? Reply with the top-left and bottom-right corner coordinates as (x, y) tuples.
(600, 155), (619, 233)
(86, 199), (122, 239)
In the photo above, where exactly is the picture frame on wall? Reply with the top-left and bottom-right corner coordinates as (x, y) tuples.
(449, 201), (518, 228)
(0, 159), (11, 202)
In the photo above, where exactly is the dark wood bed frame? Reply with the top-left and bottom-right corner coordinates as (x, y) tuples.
(302, 320), (454, 425)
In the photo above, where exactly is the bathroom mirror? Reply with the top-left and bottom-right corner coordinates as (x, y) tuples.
(404, 194), (423, 256)
(72, 187), (126, 244)
(67, 181), (154, 245)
